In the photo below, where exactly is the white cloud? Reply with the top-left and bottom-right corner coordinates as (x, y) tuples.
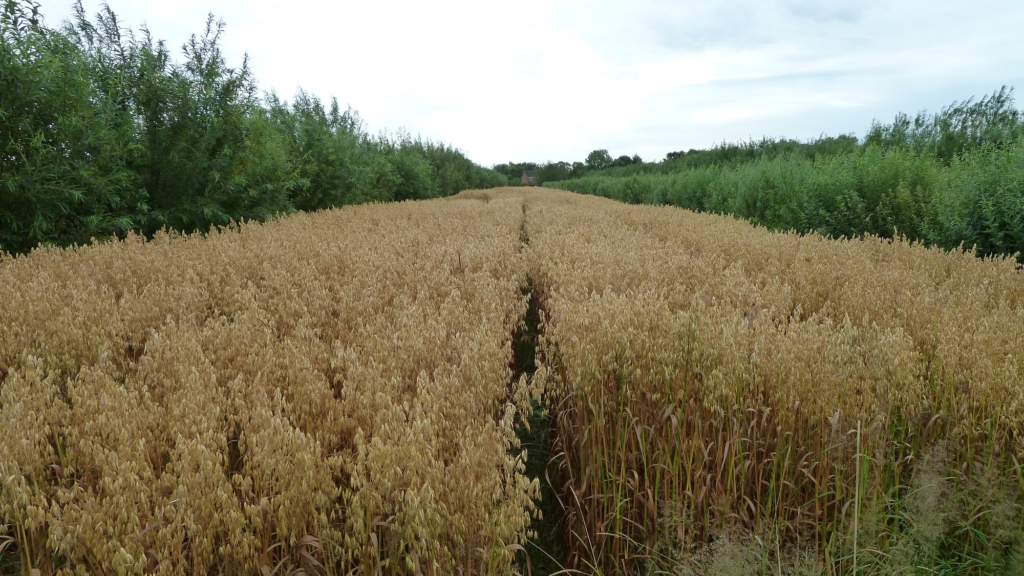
(36, 0), (1024, 166)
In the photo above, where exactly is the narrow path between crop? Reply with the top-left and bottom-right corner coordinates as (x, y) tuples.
(511, 203), (567, 575)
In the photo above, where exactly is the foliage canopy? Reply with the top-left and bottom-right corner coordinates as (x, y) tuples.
(0, 0), (506, 254)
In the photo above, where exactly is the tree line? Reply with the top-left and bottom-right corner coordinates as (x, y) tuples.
(492, 150), (643, 185)
(0, 0), (506, 254)
(544, 88), (1024, 262)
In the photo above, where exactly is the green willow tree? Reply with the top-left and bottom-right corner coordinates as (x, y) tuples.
(0, 0), (505, 254)
(1, 0), (139, 252)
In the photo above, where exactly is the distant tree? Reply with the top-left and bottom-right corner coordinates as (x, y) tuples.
(585, 149), (612, 170)
(536, 161), (571, 183)
(492, 162), (537, 179)
(611, 155), (638, 168)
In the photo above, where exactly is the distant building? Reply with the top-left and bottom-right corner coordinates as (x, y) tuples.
(521, 170), (538, 185)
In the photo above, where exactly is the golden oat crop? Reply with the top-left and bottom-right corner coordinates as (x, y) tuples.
(3, 187), (1024, 575)
(517, 188), (1024, 573)
(0, 197), (540, 575)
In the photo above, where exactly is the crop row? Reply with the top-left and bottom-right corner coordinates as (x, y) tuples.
(522, 188), (1024, 573)
(0, 197), (535, 574)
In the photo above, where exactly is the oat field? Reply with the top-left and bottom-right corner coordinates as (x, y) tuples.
(2, 188), (1023, 575)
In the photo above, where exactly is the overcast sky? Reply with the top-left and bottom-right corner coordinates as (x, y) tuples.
(37, 0), (1024, 167)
